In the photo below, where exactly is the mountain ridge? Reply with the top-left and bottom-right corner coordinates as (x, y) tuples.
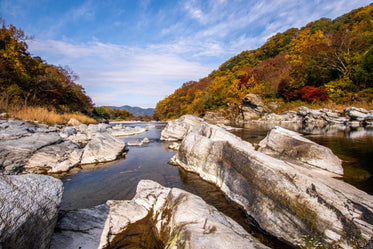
(107, 105), (154, 116)
(154, 3), (373, 120)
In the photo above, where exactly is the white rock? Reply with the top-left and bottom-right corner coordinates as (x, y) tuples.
(160, 115), (204, 141)
(80, 133), (126, 164)
(98, 180), (268, 249)
(25, 140), (83, 173)
(0, 174), (63, 249)
(258, 126), (343, 176)
(170, 115), (373, 248)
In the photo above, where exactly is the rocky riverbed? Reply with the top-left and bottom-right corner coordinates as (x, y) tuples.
(1, 110), (373, 248)
(0, 120), (154, 175)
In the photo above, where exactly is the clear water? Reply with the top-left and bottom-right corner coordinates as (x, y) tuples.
(59, 122), (372, 248)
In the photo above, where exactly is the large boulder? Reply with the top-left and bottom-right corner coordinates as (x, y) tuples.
(170, 116), (373, 248)
(258, 126), (343, 176)
(0, 174), (63, 249)
(160, 115), (204, 141)
(50, 205), (109, 249)
(98, 180), (268, 249)
(240, 93), (269, 120)
(80, 132), (126, 164)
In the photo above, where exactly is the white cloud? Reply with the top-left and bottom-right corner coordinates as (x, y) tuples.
(28, 39), (213, 107)
(20, 0), (373, 107)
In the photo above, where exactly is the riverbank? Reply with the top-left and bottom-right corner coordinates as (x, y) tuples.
(1, 111), (373, 248)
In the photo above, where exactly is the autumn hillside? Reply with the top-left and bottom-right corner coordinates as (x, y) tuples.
(154, 4), (373, 120)
(0, 20), (94, 115)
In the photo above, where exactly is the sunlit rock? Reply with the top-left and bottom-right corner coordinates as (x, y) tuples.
(170, 115), (373, 248)
(258, 126), (343, 176)
(25, 140), (83, 173)
(80, 133), (126, 164)
(98, 180), (268, 249)
(240, 93), (269, 120)
(160, 114), (204, 141)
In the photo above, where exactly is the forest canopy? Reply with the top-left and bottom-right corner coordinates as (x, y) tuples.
(154, 4), (373, 120)
(0, 20), (93, 114)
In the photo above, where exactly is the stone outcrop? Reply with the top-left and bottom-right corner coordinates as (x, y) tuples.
(258, 126), (343, 176)
(161, 115), (204, 141)
(50, 205), (109, 249)
(0, 119), (155, 174)
(0, 174), (63, 249)
(98, 180), (268, 249)
(0, 120), (63, 174)
(297, 106), (342, 128)
(240, 93), (269, 120)
(168, 115), (373, 248)
(25, 140), (83, 173)
(203, 110), (231, 124)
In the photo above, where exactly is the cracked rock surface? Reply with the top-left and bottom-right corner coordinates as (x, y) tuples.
(0, 174), (63, 249)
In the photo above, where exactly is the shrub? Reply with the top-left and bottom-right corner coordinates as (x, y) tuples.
(282, 86), (329, 102)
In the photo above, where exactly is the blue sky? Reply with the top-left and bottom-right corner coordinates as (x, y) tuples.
(1, 0), (371, 108)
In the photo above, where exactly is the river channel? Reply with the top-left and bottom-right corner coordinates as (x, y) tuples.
(59, 122), (373, 248)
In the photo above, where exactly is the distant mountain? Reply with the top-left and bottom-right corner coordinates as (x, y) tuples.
(109, 105), (154, 116)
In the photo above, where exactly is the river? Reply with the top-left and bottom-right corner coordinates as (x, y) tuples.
(59, 122), (373, 248)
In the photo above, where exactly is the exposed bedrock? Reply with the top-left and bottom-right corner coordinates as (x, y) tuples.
(168, 115), (373, 248)
(99, 180), (268, 249)
(0, 174), (63, 249)
(0, 120), (142, 174)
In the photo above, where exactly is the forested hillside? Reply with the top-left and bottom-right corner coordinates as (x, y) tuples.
(0, 21), (93, 114)
(154, 4), (373, 120)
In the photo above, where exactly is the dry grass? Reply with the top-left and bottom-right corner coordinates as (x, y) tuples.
(1, 104), (96, 125)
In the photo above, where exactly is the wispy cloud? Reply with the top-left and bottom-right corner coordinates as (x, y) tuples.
(29, 39), (213, 107)
(4, 0), (371, 107)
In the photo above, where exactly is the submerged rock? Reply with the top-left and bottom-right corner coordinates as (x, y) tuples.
(98, 180), (268, 249)
(169, 115), (373, 248)
(0, 174), (63, 249)
(258, 126), (343, 176)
